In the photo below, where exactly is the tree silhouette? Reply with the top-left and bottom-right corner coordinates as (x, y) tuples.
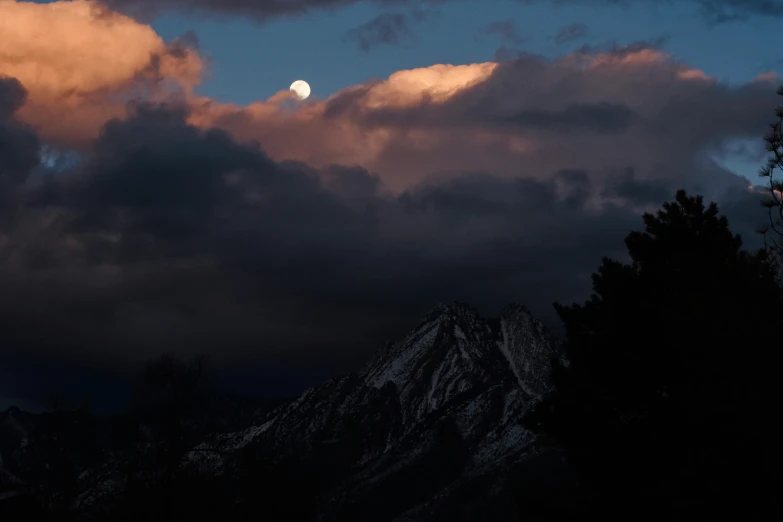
(758, 84), (783, 268)
(119, 354), (213, 521)
(523, 191), (782, 519)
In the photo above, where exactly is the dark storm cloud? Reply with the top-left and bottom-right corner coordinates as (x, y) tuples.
(602, 167), (673, 205)
(0, 76), (27, 119)
(345, 11), (429, 51)
(502, 102), (638, 133)
(320, 65), (638, 135)
(0, 76), (39, 184)
(553, 23), (589, 44)
(97, 0), (783, 22)
(0, 98), (647, 375)
(84, 104), (273, 208)
(0, 76), (40, 231)
(8, 99), (764, 350)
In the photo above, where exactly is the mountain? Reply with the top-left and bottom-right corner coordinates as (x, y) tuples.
(0, 301), (565, 521)
(193, 301), (564, 521)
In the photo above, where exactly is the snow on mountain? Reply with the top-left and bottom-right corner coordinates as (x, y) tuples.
(188, 301), (562, 520)
(209, 302), (560, 456)
(363, 302), (558, 420)
(496, 303), (562, 399)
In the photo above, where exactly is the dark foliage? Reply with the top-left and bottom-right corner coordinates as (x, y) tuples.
(522, 190), (783, 519)
(759, 84), (783, 260)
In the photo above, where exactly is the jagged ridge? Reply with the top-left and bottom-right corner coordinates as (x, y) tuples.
(196, 301), (562, 521)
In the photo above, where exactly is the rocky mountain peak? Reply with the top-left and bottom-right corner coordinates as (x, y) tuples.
(362, 302), (560, 414)
(496, 302), (562, 398)
(420, 301), (482, 323)
(200, 301), (561, 462)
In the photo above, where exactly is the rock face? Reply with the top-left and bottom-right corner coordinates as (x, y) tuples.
(202, 302), (563, 521)
(1, 302), (563, 521)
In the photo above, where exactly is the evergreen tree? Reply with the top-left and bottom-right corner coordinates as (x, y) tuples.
(523, 191), (782, 519)
(759, 84), (783, 271)
(123, 354), (212, 521)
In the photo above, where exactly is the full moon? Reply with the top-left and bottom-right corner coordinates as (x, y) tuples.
(290, 80), (311, 100)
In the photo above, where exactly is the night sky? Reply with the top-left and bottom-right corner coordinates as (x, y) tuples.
(0, 0), (780, 411)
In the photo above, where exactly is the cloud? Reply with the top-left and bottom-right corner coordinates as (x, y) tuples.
(499, 102), (638, 133)
(553, 23), (589, 44)
(0, 76), (40, 221)
(190, 41), (775, 197)
(2, 102), (646, 375)
(0, 0), (205, 148)
(694, 0), (783, 22)
(345, 11), (430, 51)
(479, 20), (530, 45)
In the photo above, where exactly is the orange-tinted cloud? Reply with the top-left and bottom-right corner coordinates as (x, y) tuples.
(185, 62), (503, 189)
(188, 44), (771, 197)
(0, 0), (205, 147)
(754, 71), (779, 83)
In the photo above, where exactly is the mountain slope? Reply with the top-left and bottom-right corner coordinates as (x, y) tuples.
(197, 302), (562, 521)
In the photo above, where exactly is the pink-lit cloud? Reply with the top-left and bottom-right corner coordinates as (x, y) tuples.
(187, 44), (773, 198)
(0, 0), (205, 147)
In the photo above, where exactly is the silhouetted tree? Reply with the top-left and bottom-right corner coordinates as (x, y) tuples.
(523, 191), (782, 519)
(132, 353), (210, 434)
(119, 354), (213, 521)
(101, 354), (322, 522)
(759, 84), (783, 269)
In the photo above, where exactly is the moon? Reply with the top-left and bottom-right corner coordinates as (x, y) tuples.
(290, 80), (311, 100)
